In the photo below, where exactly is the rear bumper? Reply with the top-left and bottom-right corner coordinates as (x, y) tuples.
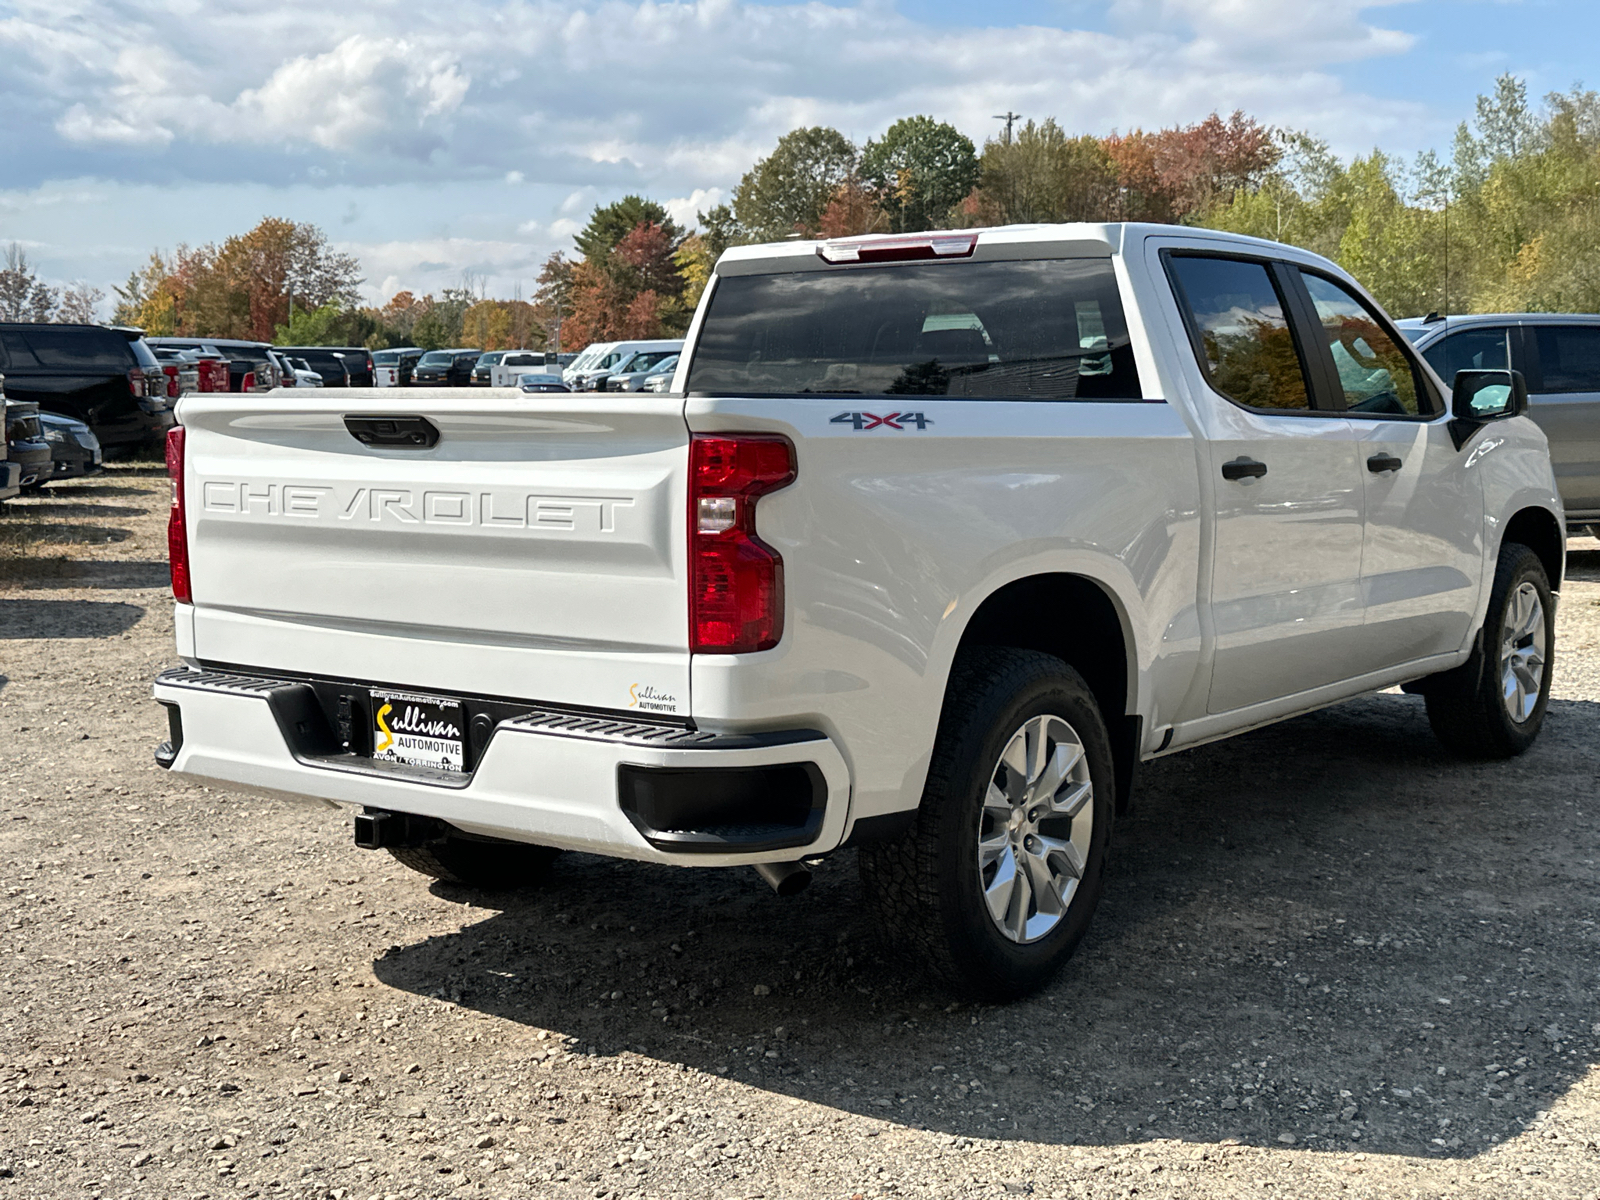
(151, 666), (852, 865)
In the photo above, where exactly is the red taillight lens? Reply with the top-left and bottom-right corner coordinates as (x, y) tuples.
(240, 371), (255, 392)
(162, 364), (180, 398)
(128, 366), (144, 396)
(689, 434), (796, 653)
(166, 426), (191, 604)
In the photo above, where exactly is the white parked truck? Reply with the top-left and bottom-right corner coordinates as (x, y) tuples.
(153, 224), (1564, 999)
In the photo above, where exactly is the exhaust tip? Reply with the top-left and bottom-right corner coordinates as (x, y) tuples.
(754, 861), (811, 897)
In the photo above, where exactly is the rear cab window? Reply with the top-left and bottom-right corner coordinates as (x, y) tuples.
(1531, 324), (1600, 393)
(687, 258), (1142, 400)
(1164, 254), (1314, 412)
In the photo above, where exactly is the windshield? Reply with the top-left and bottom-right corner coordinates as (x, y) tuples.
(646, 355), (679, 375)
(686, 259), (1141, 399)
(419, 351), (453, 366)
(372, 350), (398, 365)
(477, 352), (505, 366)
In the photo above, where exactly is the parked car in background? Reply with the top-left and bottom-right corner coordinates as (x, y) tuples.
(605, 351), (679, 391)
(278, 346), (375, 388)
(154, 345), (229, 393)
(561, 341), (617, 385)
(411, 348), (482, 387)
(2, 322), (176, 454)
(489, 351), (558, 387)
(1399, 312), (1600, 535)
(37, 410), (102, 483)
(270, 346), (348, 387)
(284, 357), (323, 388)
(148, 338), (281, 393)
(5, 398), (52, 489)
(150, 345), (201, 399)
(472, 351), (508, 385)
(373, 347), (423, 387)
(643, 359), (678, 392)
(516, 373), (570, 393)
(571, 339), (683, 390)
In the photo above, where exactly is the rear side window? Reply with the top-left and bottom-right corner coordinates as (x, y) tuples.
(4, 327), (132, 371)
(1532, 325), (1600, 393)
(1166, 255), (1310, 412)
(1300, 274), (1426, 416)
(687, 259), (1142, 400)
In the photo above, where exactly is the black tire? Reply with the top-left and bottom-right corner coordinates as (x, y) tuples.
(1422, 543), (1554, 760)
(859, 648), (1116, 1002)
(387, 836), (558, 890)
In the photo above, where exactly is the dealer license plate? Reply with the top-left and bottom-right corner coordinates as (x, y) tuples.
(370, 690), (465, 773)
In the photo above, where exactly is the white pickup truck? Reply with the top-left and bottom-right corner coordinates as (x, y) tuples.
(152, 224), (1564, 1000)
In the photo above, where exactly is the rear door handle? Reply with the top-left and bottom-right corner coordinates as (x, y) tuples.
(1366, 453), (1403, 474)
(1221, 457), (1268, 481)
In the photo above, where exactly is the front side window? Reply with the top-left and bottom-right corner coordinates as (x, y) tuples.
(687, 258), (1142, 400)
(1422, 326), (1510, 382)
(1533, 325), (1600, 393)
(1167, 255), (1310, 412)
(1301, 274), (1425, 416)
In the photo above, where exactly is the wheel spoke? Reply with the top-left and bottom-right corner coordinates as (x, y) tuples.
(978, 828), (1011, 871)
(983, 846), (1019, 925)
(1030, 741), (1083, 805)
(1051, 779), (1093, 820)
(983, 782), (1013, 822)
(1005, 856), (1034, 939)
(1025, 720), (1049, 785)
(1024, 848), (1066, 917)
(999, 739), (1029, 798)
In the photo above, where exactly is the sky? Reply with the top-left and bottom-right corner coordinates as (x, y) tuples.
(1, 0), (1596, 313)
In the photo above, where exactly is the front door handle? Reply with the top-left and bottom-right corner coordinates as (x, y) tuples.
(1221, 457), (1268, 481)
(1367, 453), (1403, 474)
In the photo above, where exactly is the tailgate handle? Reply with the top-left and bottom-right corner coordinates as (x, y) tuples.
(344, 415), (439, 449)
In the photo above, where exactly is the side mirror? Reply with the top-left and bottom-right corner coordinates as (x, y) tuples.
(1452, 369), (1528, 422)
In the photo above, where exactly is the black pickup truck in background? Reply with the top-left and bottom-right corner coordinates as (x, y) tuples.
(0, 322), (175, 455)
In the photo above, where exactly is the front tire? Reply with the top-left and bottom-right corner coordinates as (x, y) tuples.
(388, 835), (558, 890)
(859, 648), (1116, 1001)
(1423, 543), (1554, 759)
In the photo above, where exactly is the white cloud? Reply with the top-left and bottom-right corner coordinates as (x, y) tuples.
(0, 0), (1450, 304)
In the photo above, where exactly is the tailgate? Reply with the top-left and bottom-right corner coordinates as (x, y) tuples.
(178, 388), (691, 717)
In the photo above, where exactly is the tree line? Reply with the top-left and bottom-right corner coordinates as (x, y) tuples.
(30, 73), (1599, 352)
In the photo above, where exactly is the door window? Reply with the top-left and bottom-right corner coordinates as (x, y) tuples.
(1421, 326), (1510, 381)
(1166, 255), (1311, 411)
(1532, 325), (1600, 393)
(1301, 274), (1427, 416)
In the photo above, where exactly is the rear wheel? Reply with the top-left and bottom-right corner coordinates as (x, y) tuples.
(388, 836), (558, 890)
(1423, 543), (1554, 759)
(859, 648), (1115, 1001)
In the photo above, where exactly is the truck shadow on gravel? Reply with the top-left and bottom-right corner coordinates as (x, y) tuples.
(374, 691), (1600, 1160)
(0, 598), (145, 637)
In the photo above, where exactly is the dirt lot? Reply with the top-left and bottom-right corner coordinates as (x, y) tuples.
(4, 466), (1600, 1200)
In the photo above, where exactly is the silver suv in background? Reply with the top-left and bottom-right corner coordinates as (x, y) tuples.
(1400, 313), (1600, 534)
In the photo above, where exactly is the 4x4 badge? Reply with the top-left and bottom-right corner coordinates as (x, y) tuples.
(830, 411), (934, 431)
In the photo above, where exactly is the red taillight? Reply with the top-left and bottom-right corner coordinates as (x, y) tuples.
(688, 434), (796, 653)
(162, 363), (180, 398)
(240, 371), (255, 392)
(166, 426), (191, 604)
(817, 231), (978, 264)
(128, 366), (144, 396)
(199, 360), (227, 392)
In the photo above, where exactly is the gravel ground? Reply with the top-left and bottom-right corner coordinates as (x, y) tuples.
(3, 466), (1600, 1200)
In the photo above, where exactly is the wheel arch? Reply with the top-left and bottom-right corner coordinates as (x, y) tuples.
(1501, 505), (1565, 592)
(950, 572), (1140, 814)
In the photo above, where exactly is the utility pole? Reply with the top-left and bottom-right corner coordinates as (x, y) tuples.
(993, 111), (1022, 146)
